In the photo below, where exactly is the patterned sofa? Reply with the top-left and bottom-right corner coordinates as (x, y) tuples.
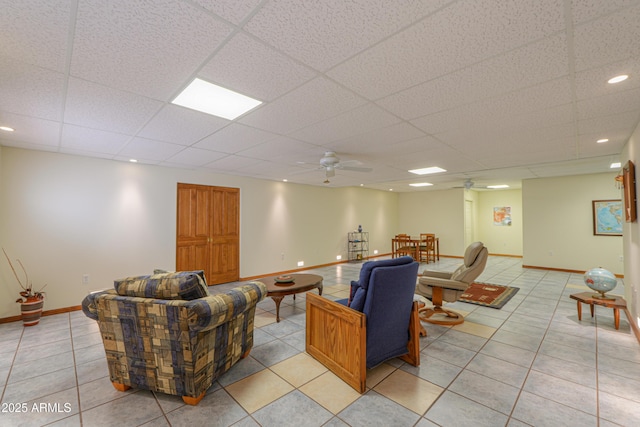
(82, 271), (266, 405)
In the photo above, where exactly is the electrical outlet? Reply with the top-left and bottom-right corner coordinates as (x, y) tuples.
(82, 274), (90, 285)
(281, 253), (285, 260)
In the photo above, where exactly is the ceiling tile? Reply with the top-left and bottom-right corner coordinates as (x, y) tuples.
(60, 124), (130, 155)
(199, 33), (316, 102)
(327, 123), (427, 155)
(0, 60), (65, 120)
(70, 0), (233, 100)
(203, 154), (263, 172)
(328, 0), (565, 99)
(118, 137), (184, 161)
(573, 3), (640, 71)
(244, 0), (449, 71)
(578, 109), (640, 135)
(235, 136), (319, 162)
(194, 123), (278, 153)
(571, 0), (639, 26)
(576, 86), (640, 120)
(137, 104), (229, 146)
(64, 77), (162, 134)
(290, 103), (401, 145)
(162, 147), (227, 167)
(191, 0), (263, 25)
(239, 77), (367, 134)
(0, 0), (71, 72)
(379, 34), (569, 120)
(0, 113), (61, 147)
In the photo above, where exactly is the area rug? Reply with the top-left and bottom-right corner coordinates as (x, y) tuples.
(459, 282), (519, 309)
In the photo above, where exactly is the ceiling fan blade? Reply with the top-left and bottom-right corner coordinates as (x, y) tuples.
(337, 165), (372, 172)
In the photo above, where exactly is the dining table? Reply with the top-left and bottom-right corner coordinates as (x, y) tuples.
(391, 235), (439, 262)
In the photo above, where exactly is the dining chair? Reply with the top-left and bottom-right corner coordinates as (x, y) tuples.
(419, 233), (436, 263)
(394, 234), (415, 259)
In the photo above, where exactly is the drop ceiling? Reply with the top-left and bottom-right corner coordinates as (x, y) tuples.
(1, 0), (639, 191)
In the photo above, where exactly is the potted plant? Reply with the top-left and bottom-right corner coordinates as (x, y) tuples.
(2, 248), (47, 326)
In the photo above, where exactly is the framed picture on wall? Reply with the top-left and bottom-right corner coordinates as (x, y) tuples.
(592, 200), (623, 236)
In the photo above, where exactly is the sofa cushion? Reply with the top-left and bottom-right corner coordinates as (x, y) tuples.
(114, 271), (209, 300)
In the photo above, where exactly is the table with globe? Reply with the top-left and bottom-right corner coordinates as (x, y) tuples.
(570, 268), (628, 330)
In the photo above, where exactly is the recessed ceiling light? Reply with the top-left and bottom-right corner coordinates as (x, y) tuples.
(611, 162), (622, 168)
(608, 75), (628, 84)
(597, 138), (609, 143)
(487, 185), (509, 189)
(171, 78), (262, 120)
(409, 182), (433, 187)
(283, 179), (288, 182)
(408, 166), (447, 175)
(0, 126), (15, 132)
(129, 159), (138, 163)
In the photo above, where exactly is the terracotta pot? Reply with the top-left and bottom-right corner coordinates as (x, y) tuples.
(20, 296), (44, 326)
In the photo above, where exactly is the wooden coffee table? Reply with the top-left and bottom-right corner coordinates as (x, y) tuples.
(260, 273), (323, 322)
(570, 292), (628, 330)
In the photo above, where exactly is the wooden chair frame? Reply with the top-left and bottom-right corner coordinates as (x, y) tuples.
(419, 233), (436, 263)
(393, 234), (415, 259)
(306, 293), (420, 393)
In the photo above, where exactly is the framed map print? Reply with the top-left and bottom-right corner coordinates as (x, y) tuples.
(592, 200), (623, 236)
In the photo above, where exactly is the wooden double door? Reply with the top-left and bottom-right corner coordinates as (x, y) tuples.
(176, 183), (239, 285)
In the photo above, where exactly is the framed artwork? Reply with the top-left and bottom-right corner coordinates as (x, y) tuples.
(592, 200), (623, 236)
(623, 160), (636, 222)
(493, 206), (511, 226)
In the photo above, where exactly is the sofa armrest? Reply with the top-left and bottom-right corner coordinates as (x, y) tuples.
(188, 281), (266, 332)
(82, 289), (116, 320)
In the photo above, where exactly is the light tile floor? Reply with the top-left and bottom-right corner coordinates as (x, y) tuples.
(1, 256), (640, 426)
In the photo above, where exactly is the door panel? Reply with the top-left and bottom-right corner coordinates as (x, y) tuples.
(176, 183), (239, 285)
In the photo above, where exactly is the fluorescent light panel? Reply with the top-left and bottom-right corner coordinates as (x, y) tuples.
(408, 166), (447, 175)
(409, 182), (433, 187)
(487, 185), (509, 189)
(611, 162), (622, 168)
(171, 78), (262, 120)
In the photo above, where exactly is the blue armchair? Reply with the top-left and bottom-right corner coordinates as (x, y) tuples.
(306, 256), (420, 392)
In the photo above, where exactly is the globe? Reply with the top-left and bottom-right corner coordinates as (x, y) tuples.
(584, 268), (617, 299)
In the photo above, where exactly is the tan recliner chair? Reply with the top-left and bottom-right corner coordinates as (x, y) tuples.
(416, 241), (488, 325)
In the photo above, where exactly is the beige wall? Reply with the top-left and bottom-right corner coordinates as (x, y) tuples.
(621, 121), (640, 329)
(397, 189), (466, 256)
(477, 189), (523, 256)
(0, 148), (399, 318)
(398, 188), (523, 257)
(522, 172), (622, 274)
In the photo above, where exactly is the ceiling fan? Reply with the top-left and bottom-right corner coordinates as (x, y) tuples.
(454, 178), (488, 190)
(298, 151), (372, 182)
